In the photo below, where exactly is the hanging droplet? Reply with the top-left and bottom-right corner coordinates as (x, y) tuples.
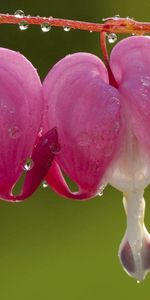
(107, 33), (117, 44)
(137, 280), (140, 284)
(23, 158), (34, 171)
(90, 30), (93, 33)
(63, 26), (71, 32)
(98, 184), (106, 196)
(98, 191), (103, 196)
(41, 23), (51, 32)
(42, 180), (48, 188)
(114, 14), (120, 18)
(14, 10), (25, 18)
(19, 21), (29, 31)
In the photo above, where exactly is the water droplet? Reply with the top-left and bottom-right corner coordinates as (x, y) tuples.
(141, 76), (150, 87)
(23, 158), (34, 171)
(14, 10), (25, 18)
(38, 127), (43, 137)
(90, 30), (93, 33)
(113, 121), (120, 132)
(63, 26), (71, 32)
(41, 23), (51, 32)
(98, 184), (106, 196)
(8, 126), (22, 139)
(19, 21), (29, 31)
(98, 191), (103, 196)
(42, 180), (48, 188)
(49, 142), (60, 154)
(114, 14), (120, 19)
(107, 33), (117, 44)
(137, 280), (140, 284)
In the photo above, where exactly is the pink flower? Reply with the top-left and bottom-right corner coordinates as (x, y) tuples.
(0, 48), (59, 201)
(43, 36), (150, 281)
(1, 36), (150, 281)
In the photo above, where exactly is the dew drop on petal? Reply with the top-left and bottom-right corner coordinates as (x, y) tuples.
(63, 26), (71, 32)
(8, 126), (22, 139)
(14, 10), (25, 18)
(98, 191), (103, 196)
(141, 76), (150, 87)
(98, 184), (106, 196)
(41, 23), (51, 32)
(38, 127), (43, 137)
(42, 180), (48, 188)
(19, 21), (29, 31)
(107, 33), (117, 44)
(113, 121), (120, 133)
(49, 142), (61, 154)
(23, 158), (34, 171)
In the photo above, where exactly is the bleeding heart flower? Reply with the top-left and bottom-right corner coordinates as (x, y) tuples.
(43, 36), (150, 281)
(0, 48), (59, 201)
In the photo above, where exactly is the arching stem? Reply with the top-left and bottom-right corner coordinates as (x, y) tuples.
(100, 32), (118, 88)
(0, 14), (150, 34)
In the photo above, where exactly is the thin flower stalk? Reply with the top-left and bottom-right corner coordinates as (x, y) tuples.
(0, 13), (150, 34)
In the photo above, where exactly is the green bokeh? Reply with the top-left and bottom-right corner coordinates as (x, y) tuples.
(0, 0), (150, 299)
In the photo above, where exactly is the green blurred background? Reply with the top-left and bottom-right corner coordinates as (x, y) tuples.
(0, 0), (150, 299)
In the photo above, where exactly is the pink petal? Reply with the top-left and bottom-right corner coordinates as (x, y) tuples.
(2, 128), (60, 201)
(0, 48), (43, 199)
(43, 53), (122, 198)
(110, 36), (150, 154)
(45, 161), (92, 200)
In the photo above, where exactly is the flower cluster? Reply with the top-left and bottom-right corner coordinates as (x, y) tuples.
(1, 35), (150, 281)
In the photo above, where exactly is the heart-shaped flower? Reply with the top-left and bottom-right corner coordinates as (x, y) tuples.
(43, 36), (150, 281)
(0, 48), (59, 201)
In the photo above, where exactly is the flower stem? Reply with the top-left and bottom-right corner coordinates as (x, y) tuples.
(100, 32), (118, 88)
(0, 14), (150, 34)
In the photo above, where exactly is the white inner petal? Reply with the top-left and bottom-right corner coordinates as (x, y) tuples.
(107, 116), (150, 281)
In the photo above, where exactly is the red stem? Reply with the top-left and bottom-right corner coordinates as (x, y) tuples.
(0, 14), (150, 34)
(100, 32), (118, 88)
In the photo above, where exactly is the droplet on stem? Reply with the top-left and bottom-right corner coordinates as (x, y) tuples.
(107, 33), (117, 44)
(63, 26), (71, 32)
(14, 10), (25, 18)
(114, 14), (120, 19)
(19, 21), (29, 31)
(41, 23), (51, 32)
